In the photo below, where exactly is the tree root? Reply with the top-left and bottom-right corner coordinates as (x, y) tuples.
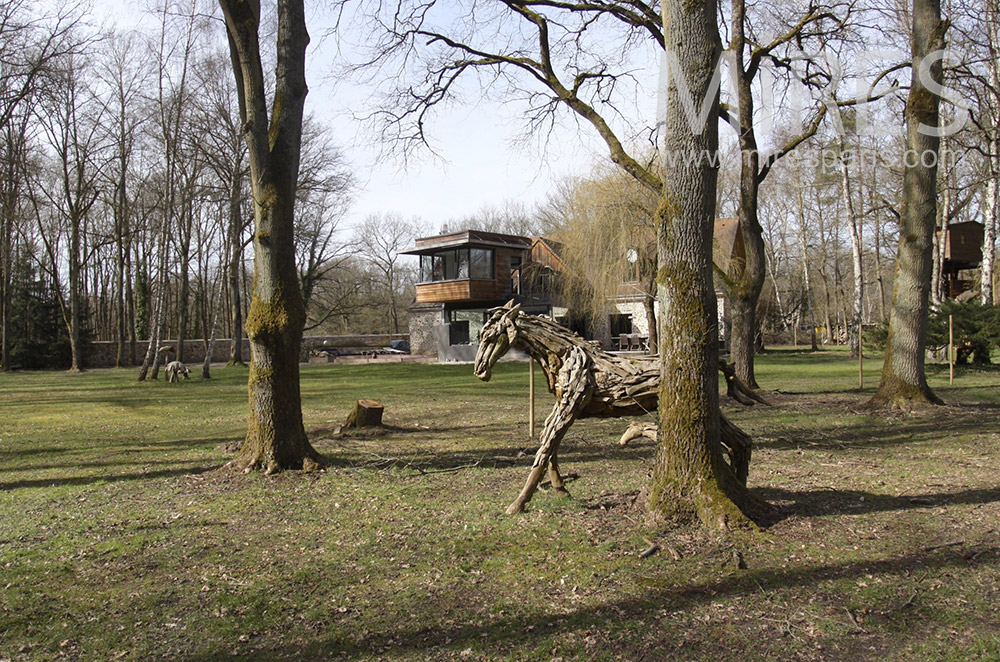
(719, 359), (770, 406)
(619, 413), (752, 486)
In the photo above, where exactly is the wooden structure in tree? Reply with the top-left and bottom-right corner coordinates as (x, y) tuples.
(473, 301), (752, 514)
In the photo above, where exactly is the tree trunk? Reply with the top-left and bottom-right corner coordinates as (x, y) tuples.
(0, 132), (17, 372)
(126, 246), (137, 366)
(138, 228), (169, 381)
(870, 0), (946, 408)
(838, 136), (864, 359)
(982, 142), (998, 305)
(177, 242), (190, 363)
(642, 293), (658, 355)
(222, 0), (322, 473)
(227, 162), (246, 366)
(723, 0), (767, 390)
(649, 0), (771, 528)
(983, 2), (1000, 305)
(67, 216), (83, 372)
(343, 399), (384, 428)
(115, 211), (127, 367)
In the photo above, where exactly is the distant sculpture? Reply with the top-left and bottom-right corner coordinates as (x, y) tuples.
(474, 301), (752, 514)
(165, 360), (190, 382)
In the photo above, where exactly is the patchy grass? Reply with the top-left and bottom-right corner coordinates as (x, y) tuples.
(1, 348), (999, 661)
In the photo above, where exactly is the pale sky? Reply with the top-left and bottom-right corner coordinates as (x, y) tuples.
(88, 0), (655, 232)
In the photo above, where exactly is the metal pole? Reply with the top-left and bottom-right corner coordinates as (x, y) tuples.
(949, 314), (954, 385)
(529, 360), (536, 438)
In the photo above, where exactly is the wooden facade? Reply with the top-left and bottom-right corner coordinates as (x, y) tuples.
(405, 231), (534, 305)
(937, 221), (985, 298)
(413, 270), (518, 304)
(943, 221), (985, 264)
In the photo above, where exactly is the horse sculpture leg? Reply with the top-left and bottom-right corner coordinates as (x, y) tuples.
(507, 348), (592, 514)
(546, 454), (568, 495)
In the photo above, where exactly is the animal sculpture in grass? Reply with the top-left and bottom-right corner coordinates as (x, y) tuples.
(473, 301), (752, 514)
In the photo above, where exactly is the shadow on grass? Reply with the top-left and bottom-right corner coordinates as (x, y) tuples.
(0, 437), (239, 471)
(314, 424), (655, 471)
(183, 543), (999, 661)
(314, 438), (655, 473)
(759, 485), (1000, 518)
(0, 464), (217, 491)
(753, 409), (995, 452)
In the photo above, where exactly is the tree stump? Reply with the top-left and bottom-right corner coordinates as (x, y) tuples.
(343, 399), (384, 428)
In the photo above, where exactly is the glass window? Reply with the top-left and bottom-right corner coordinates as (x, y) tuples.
(449, 320), (470, 345)
(419, 255), (434, 282)
(470, 248), (493, 279)
(448, 309), (486, 344)
(420, 249), (489, 282)
(609, 313), (633, 337)
(443, 251), (457, 280)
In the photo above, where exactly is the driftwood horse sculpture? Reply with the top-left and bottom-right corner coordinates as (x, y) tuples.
(474, 301), (752, 514)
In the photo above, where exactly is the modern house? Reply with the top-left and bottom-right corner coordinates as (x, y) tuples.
(404, 223), (736, 361)
(402, 230), (552, 361)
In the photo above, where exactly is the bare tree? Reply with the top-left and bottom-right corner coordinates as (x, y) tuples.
(837, 133), (864, 357)
(0, 0), (84, 371)
(139, 0), (205, 381)
(870, 0), (948, 408)
(36, 54), (104, 372)
(354, 214), (421, 334)
(295, 116), (354, 319)
(95, 31), (151, 367)
(649, 0), (771, 527)
(547, 169), (659, 352)
(190, 51), (250, 366)
(220, 0), (323, 472)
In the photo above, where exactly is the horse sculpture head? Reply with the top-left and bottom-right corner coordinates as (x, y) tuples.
(473, 301), (522, 382)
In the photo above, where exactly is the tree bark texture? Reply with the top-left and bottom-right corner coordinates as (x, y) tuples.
(723, 0), (767, 390)
(651, 0), (770, 528)
(227, 161), (246, 366)
(983, 140), (998, 305)
(838, 136), (864, 359)
(221, 0), (322, 473)
(344, 399), (384, 428)
(870, 0), (947, 408)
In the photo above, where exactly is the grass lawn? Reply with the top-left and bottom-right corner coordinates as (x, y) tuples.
(1, 349), (999, 661)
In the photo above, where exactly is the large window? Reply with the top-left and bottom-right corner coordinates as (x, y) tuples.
(470, 248), (493, 279)
(419, 248), (493, 282)
(609, 313), (633, 337)
(448, 309), (487, 345)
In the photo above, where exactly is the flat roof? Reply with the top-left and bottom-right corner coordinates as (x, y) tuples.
(401, 230), (532, 255)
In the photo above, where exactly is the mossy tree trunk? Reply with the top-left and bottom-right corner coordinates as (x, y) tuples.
(651, 0), (771, 529)
(227, 158), (246, 367)
(869, 0), (947, 408)
(725, 0), (765, 390)
(220, 0), (322, 473)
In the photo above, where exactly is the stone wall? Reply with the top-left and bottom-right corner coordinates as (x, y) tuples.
(85, 334), (409, 369)
(407, 305), (442, 356)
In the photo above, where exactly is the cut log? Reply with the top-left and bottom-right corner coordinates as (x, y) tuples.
(343, 399), (384, 428)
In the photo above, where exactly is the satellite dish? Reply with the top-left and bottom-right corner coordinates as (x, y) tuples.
(626, 248), (639, 264)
